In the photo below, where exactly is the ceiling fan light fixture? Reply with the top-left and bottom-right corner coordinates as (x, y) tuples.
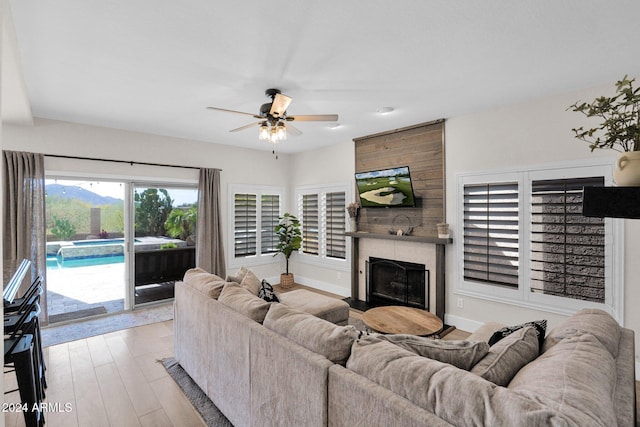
(276, 122), (287, 140)
(259, 122), (269, 140)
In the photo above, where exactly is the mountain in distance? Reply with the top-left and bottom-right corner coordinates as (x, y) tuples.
(45, 184), (123, 206)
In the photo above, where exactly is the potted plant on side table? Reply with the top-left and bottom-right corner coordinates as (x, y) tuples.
(274, 213), (302, 288)
(569, 74), (640, 185)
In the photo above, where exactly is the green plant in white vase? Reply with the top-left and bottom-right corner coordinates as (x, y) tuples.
(569, 75), (640, 185)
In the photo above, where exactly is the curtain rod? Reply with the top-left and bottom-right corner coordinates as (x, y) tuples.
(43, 154), (218, 171)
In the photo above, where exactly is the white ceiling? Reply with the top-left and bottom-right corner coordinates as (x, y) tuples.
(5, 0), (640, 154)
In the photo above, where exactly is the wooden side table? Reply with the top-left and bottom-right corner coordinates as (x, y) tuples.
(362, 306), (444, 337)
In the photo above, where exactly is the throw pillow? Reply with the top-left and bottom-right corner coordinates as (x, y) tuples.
(263, 303), (359, 365)
(240, 270), (262, 295)
(378, 334), (490, 370)
(258, 279), (279, 302)
(471, 326), (540, 386)
(182, 267), (226, 299)
(226, 266), (249, 284)
(488, 319), (547, 348)
(218, 283), (272, 323)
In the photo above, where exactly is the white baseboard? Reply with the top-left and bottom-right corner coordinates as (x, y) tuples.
(283, 275), (350, 298)
(443, 313), (485, 334)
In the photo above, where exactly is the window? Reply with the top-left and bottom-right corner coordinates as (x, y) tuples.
(302, 194), (319, 255)
(530, 177), (605, 303)
(463, 182), (519, 288)
(229, 185), (283, 266)
(296, 184), (350, 268)
(325, 191), (347, 259)
(457, 163), (622, 320)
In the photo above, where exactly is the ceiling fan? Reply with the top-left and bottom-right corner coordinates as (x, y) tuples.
(207, 89), (339, 152)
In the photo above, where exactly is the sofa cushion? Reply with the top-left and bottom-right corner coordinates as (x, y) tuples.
(470, 326), (539, 386)
(240, 269), (262, 295)
(182, 267), (226, 299)
(541, 308), (621, 358)
(278, 288), (350, 325)
(378, 334), (489, 370)
(346, 336), (566, 426)
(488, 319), (547, 347)
(263, 303), (359, 365)
(509, 333), (617, 427)
(226, 266), (249, 284)
(258, 279), (279, 302)
(218, 283), (272, 323)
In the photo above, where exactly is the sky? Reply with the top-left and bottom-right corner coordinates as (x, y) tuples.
(46, 179), (198, 206)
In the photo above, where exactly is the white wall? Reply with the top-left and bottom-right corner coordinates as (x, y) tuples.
(444, 83), (640, 365)
(3, 117), (292, 279)
(288, 141), (355, 296)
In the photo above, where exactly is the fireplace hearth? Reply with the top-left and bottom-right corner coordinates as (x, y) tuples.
(366, 257), (428, 309)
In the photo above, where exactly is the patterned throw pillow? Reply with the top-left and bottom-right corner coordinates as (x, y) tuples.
(488, 320), (547, 348)
(258, 279), (279, 302)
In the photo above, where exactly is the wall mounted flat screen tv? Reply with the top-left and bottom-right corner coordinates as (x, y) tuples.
(355, 166), (416, 207)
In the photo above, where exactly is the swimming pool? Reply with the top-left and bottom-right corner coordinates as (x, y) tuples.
(46, 236), (186, 268)
(47, 254), (124, 269)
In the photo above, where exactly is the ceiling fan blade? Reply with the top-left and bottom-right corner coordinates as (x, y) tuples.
(287, 114), (339, 122)
(207, 106), (261, 118)
(229, 122), (262, 132)
(270, 93), (293, 118)
(285, 122), (302, 136)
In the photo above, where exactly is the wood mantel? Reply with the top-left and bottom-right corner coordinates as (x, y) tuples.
(347, 232), (451, 321)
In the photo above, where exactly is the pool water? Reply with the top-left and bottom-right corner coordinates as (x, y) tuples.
(47, 254), (124, 269)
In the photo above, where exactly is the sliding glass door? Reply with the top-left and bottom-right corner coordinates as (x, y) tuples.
(45, 179), (126, 323)
(45, 177), (198, 321)
(132, 184), (198, 307)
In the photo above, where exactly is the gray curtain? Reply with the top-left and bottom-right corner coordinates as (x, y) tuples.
(196, 168), (226, 277)
(2, 150), (48, 323)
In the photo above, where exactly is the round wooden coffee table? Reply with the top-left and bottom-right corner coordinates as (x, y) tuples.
(362, 306), (443, 336)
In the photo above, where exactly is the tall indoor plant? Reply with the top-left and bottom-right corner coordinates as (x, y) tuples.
(274, 213), (302, 288)
(569, 75), (640, 185)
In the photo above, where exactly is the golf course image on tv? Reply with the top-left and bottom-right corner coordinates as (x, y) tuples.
(355, 166), (416, 207)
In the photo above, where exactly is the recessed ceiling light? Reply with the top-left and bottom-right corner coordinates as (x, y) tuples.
(327, 123), (341, 129)
(376, 107), (394, 115)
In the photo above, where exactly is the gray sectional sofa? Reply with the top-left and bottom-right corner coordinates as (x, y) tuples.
(174, 268), (636, 427)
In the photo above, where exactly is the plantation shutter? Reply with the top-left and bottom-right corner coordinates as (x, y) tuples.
(325, 191), (346, 259)
(302, 194), (319, 255)
(260, 194), (280, 254)
(234, 193), (257, 256)
(530, 177), (605, 303)
(463, 182), (519, 287)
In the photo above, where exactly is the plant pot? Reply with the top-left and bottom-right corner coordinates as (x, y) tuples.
(613, 151), (640, 186)
(280, 273), (295, 289)
(349, 217), (357, 232)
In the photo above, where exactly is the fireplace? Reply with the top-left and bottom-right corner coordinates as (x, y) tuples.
(366, 257), (428, 309)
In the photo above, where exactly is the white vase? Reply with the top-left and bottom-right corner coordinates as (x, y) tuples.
(349, 217), (357, 232)
(613, 151), (640, 186)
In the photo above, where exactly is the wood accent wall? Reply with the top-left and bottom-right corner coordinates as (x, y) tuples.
(354, 120), (445, 238)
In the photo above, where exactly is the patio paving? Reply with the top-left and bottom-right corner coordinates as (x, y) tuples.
(46, 262), (126, 319)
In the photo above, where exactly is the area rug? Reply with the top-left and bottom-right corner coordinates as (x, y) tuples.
(161, 358), (233, 427)
(41, 303), (174, 347)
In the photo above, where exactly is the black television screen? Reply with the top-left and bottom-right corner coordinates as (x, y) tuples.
(355, 166), (416, 207)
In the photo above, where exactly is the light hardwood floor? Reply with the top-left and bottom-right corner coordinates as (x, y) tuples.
(4, 320), (206, 427)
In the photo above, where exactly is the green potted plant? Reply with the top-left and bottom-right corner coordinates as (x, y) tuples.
(569, 75), (640, 185)
(274, 213), (302, 288)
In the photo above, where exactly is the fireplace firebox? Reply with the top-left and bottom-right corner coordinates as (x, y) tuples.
(366, 257), (428, 309)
